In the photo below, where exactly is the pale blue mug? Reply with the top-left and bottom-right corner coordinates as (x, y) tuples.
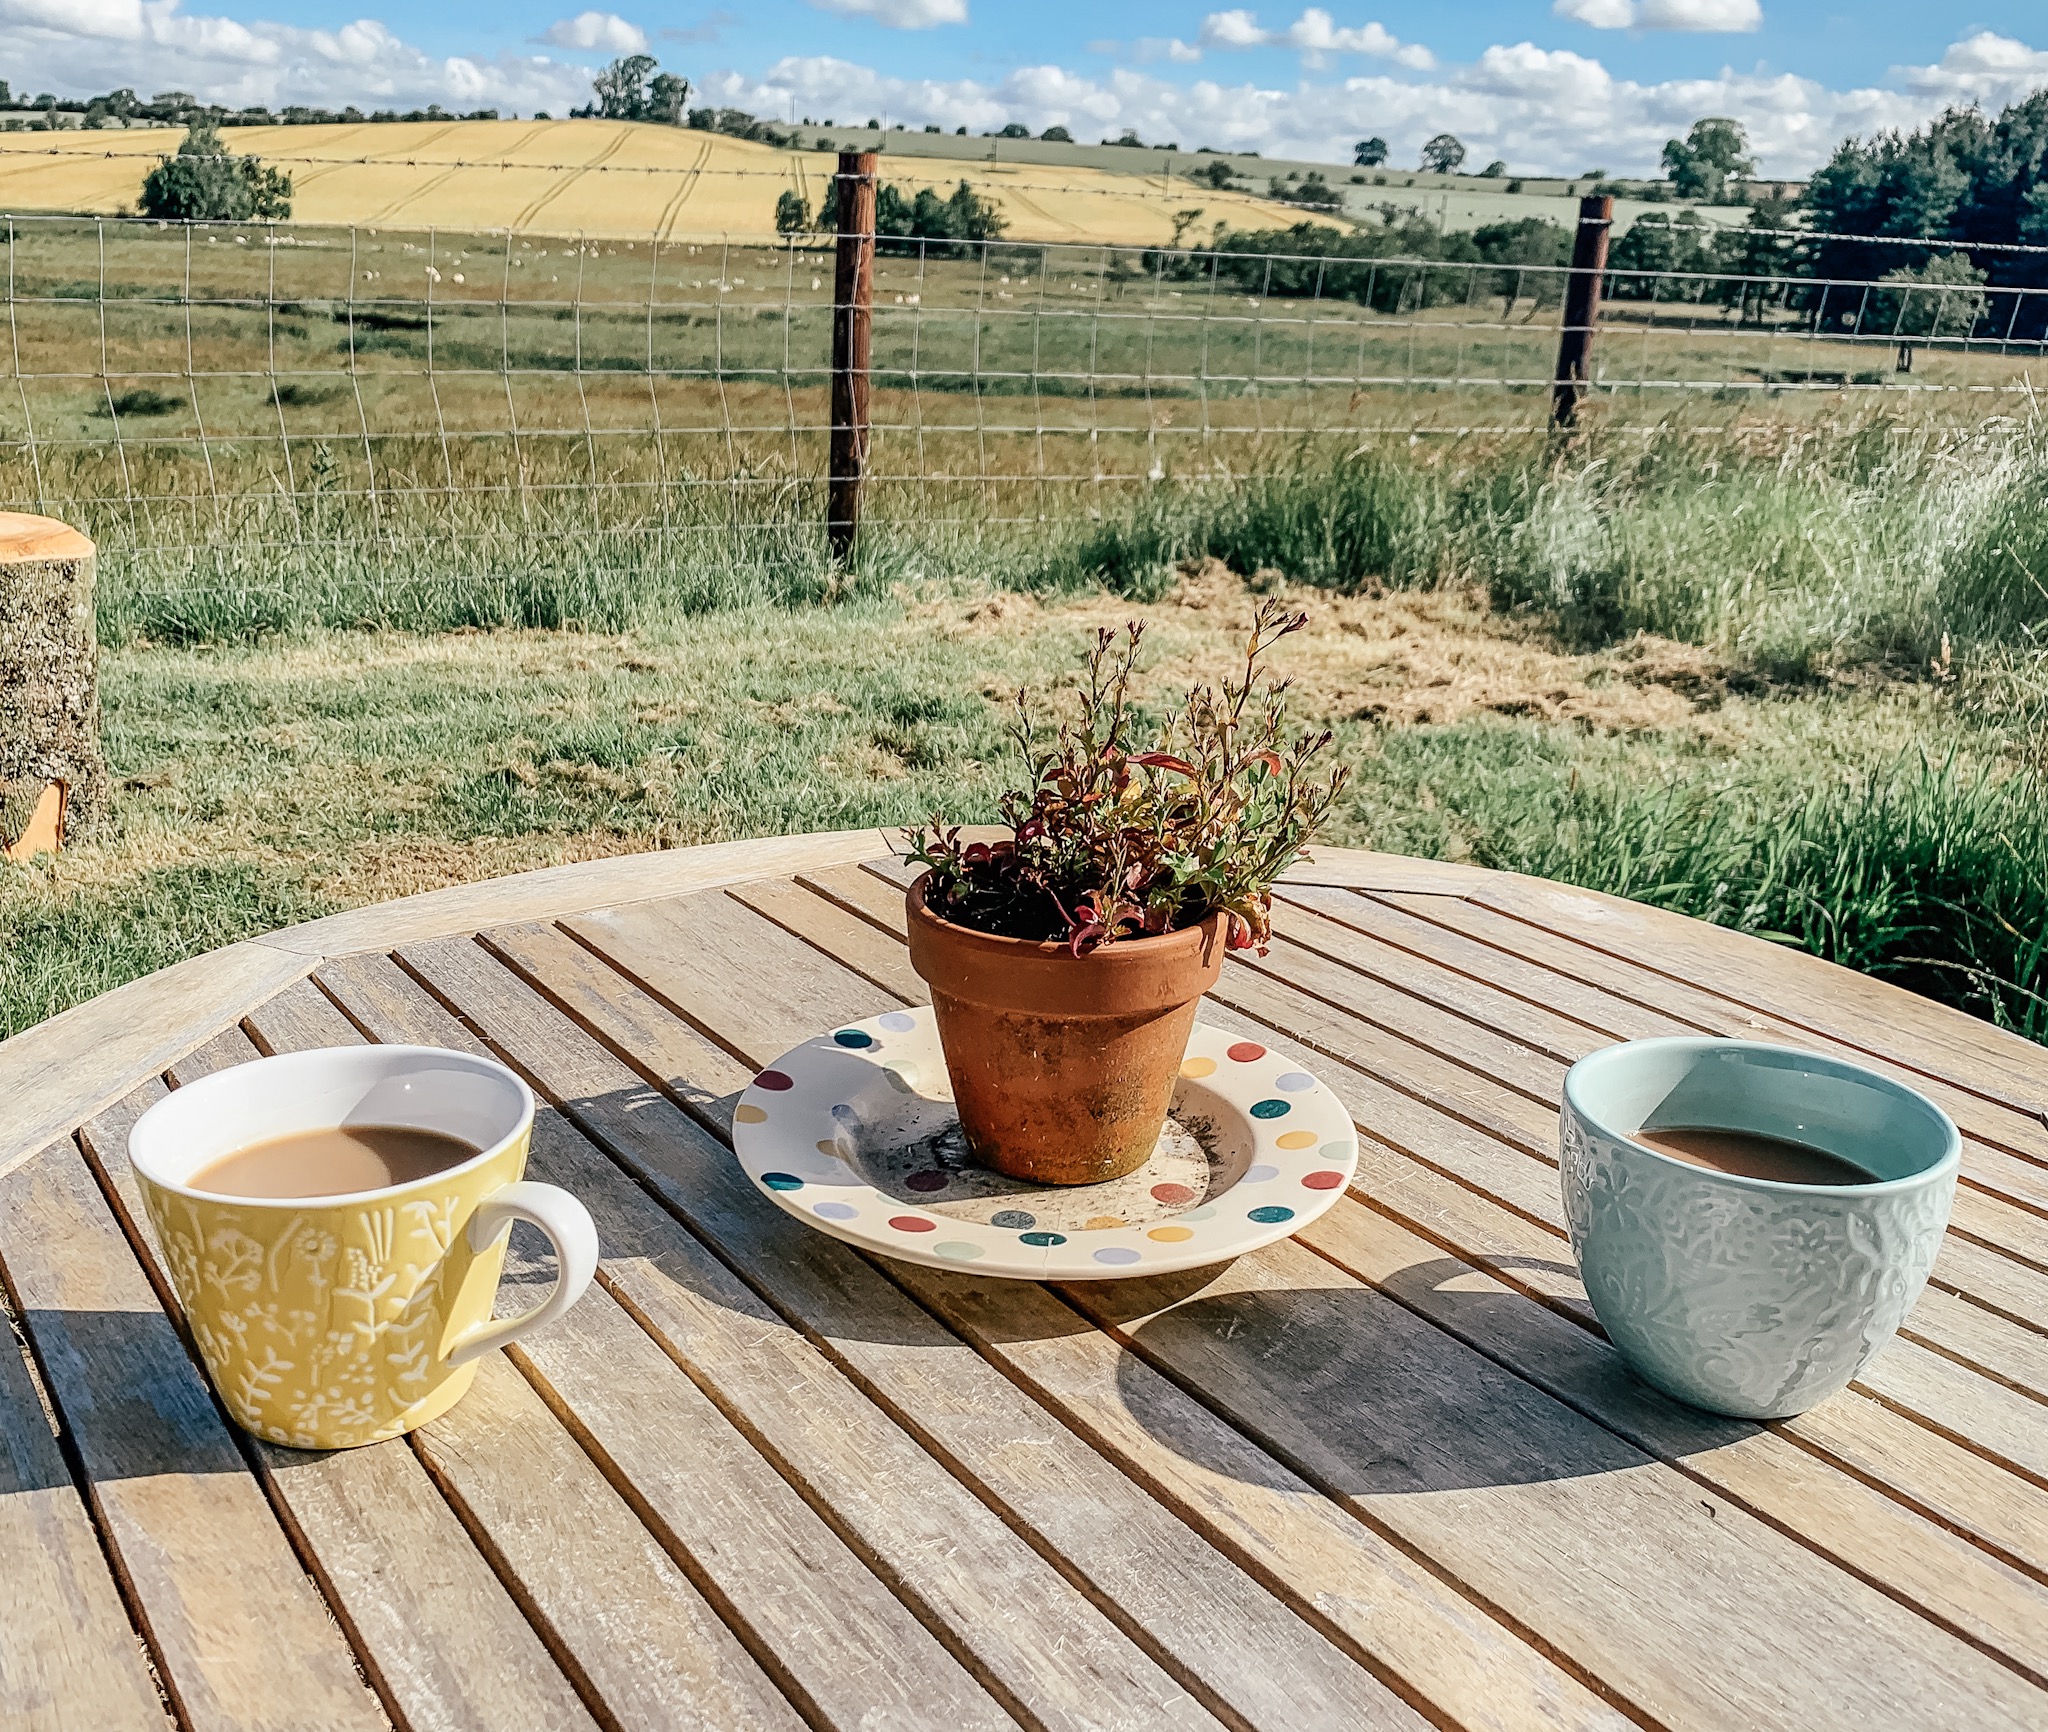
(1559, 1038), (1960, 1418)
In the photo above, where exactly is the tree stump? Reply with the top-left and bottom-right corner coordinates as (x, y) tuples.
(0, 513), (106, 858)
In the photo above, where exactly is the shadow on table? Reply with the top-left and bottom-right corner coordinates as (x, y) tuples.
(1082, 1256), (1764, 1494)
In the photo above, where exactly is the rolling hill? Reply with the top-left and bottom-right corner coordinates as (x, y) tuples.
(0, 119), (1293, 244)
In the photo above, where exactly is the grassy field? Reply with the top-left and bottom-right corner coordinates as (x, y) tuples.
(6, 418), (2048, 1045)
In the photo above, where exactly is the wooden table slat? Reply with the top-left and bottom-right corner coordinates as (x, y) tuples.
(0, 1248), (171, 1732)
(1366, 888), (2048, 1186)
(0, 1138), (388, 1732)
(1470, 875), (2048, 1119)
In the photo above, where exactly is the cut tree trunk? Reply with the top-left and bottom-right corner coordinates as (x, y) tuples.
(0, 513), (106, 854)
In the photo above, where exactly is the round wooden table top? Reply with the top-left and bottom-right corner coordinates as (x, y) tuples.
(0, 510), (92, 562)
(1, 831), (2043, 1732)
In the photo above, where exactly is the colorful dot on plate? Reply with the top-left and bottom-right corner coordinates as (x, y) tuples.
(1321, 1140), (1353, 1159)
(1150, 1182), (1196, 1206)
(830, 1103), (861, 1124)
(1177, 1205), (1218, 1223)
(1148, 1225), (1194, 1243)
(815, 1139), (841, 1157)
(1249, 1099), (1291, 1120)
(754, 1070), (794, 1092)
(933, 1241), (985, 1262)
(761, 1172), (804, 1191)
(814, 1201), (858, 1221)
(889, 1215), (938, 1233)
(833, 1029), (874, 1048)
(878, 1011), (918, 1032)
(1180, 1055), (1217, 1079)
(1094, 1246), (1142, 1266)
(734, 1103), (768, 1124)
(1275, 1071), (1316, 1092)
(1020, 1230), (1067, 1247)
(883, 1065), (919, 1092)
(1248, 1204), (1296, 1224)
(1242, 1164), (1280, 1184)
(904, 1169), (949, 1193)
(991, 1209), (1036, 1229)
(1302, 1171), (1346, 1190)
(1226, 1041), (1267, 1063)
(1082, 1215), (1127, 1231)
(1274, 1130), (1317, 1150)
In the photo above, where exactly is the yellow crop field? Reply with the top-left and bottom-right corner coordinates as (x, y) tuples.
(0, 119), (1290, 245)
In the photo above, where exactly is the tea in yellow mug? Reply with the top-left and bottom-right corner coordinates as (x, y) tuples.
(130, 1044), (597, 1450)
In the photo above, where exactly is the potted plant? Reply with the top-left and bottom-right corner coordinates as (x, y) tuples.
(904, 602), (1348, 1186)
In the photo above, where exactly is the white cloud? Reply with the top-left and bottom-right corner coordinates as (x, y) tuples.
(1199, 8), (1432, 71)
(708, 31), (2048, 178)
(1143, 38), (1204, 65)
(539, 12), (646, 55)
(0, 2), (592, 115)
(1901, 31), (2048, 105)
(1554, 0), (1762, 30)
(804, 0), (968, 28)
(1551, 0), (1634, 26)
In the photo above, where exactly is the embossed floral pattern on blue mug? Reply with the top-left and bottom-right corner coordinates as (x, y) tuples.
(1560, 1039), (1960, 1419)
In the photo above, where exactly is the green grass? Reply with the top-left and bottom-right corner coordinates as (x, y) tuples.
(6, 570), (2047, 1048)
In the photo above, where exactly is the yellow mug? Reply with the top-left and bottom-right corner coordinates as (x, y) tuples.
(130, 1044), (597, 1450)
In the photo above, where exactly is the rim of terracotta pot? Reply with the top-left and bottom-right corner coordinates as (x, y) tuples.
(905, 871), (1226, 1017)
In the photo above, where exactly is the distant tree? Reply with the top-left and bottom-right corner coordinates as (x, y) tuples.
(647, 71), (691, 126)
(1660, 118), (1754, 204)
(1604, 210), (1718, 296)
(819, 174), (1005, 253)
(1108, 128), (1144, 148)
(139, 116), (291, 221)
(1193, 158), (1237, 190)
(1169, 206), (1206, 246)
(591, 55), (690, 124)
(1420, 133), (1466, 175)
(997, 122), (1030, 138)
(1870, 253), (1988, 339)
(774, 190), (811, 235)
(592, 54), (657, 120)
(1353, 137), (1388, 167)
(1041, 125), (1072, 142)
(1479, 159), (1508, 178)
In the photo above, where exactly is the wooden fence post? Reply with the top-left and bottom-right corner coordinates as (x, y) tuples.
(1551, 194), (1614, 429)
(0, 513), (106, 859)
(828, 150), (878, 563)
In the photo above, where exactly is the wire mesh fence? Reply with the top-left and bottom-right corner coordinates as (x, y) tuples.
(0, 203), (2039, 631)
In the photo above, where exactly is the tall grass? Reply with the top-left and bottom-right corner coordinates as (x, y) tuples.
(1049, 414), (2048, 676)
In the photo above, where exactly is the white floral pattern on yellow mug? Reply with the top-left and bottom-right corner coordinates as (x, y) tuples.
(131, 1045), (597, 1450)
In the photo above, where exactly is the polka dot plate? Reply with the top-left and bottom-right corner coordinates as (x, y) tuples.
(732, 1006), (1358, 1280)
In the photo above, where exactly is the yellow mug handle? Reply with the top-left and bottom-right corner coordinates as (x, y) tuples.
(446, 1181), (599, 1367)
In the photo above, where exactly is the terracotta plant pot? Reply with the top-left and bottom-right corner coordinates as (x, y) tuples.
(904, 872), (1227, 1186)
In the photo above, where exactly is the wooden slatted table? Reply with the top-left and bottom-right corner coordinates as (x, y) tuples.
(4, 829), (2046, 1732)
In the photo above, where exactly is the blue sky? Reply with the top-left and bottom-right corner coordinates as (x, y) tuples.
(10, 3), (2048, 175)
